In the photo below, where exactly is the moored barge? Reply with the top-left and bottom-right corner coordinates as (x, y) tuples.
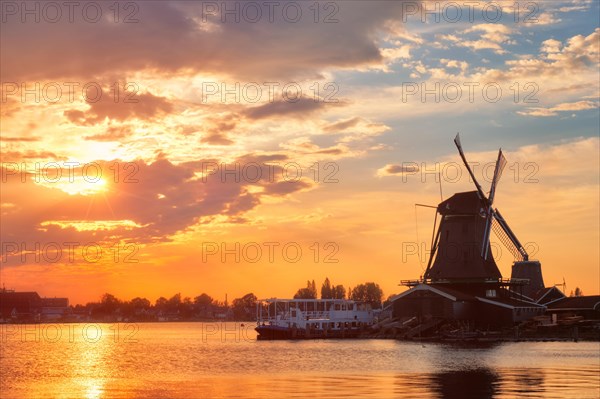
(255, 298), (374, 340)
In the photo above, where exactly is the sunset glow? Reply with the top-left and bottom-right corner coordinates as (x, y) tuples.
(1, 1), (598, 307)
(1, 2), (599, 399)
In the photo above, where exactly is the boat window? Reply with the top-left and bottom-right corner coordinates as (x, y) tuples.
(291, 310), (296, 317)
(335, 304), (340, 311)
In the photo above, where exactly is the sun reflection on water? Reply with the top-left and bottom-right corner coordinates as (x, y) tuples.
(63, 324), (112, 399)
(1, 323), (598, 399)
(84, 383), (104, 399)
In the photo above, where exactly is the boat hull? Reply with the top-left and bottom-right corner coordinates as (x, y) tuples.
(255, 325), (362, 340)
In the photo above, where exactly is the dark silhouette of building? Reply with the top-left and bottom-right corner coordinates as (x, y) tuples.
(546, 295), (600, 320)
(40, 297), (70, 320)
(1, 289), (70, 321)
(393, 135), (546, 329)
(511, 261), (545, 299)
(0, 290), (41, 320)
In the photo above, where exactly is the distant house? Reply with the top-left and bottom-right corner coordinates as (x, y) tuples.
(0, 290), (72, 322)
(508, 286), (567, 306)
(0, 291), (42, 321)
(546, 296), (600, 321)
(532, 286), (567, 306)
(40, 297), (70, 320)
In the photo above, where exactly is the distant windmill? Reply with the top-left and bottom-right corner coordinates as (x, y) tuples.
(554, 277), (567, 294)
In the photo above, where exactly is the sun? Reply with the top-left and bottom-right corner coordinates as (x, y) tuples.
(37, 177), (109, 196)
(64, 177), (108, 195)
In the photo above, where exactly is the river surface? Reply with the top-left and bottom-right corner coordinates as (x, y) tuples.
(1, 322), (598, 398)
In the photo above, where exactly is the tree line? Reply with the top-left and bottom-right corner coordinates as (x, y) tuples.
(293, 278), (384, 308)
(70, 292), (258, 321)
(66, 278), (385, 322)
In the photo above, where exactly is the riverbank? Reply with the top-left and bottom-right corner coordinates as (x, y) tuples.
(366, 318), (600, 343)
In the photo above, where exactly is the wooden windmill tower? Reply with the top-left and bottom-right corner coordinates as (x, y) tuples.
(412, 134), (543, 297)
(394, 135), (548, 329)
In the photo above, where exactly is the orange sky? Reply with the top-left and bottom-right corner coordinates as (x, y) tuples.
(1, 1), (598, 304)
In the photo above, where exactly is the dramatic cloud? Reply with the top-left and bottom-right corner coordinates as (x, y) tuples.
(1, 1), (414, 82)
(65, 92), (173, 125)
(323, 117), (363, 133)
(84, 126), (134, 142)
(376, 163), (420, 177)
(500, 28), (599, 79)
(1, 136), (41, 142)
(201, 132), (234, 146)
(1, 150), (64, 161)
(1, 0), (598, 301)
(0, 155), (316, 263)
(244, 97), (344, 120)
(518, 100), (599, 117)
(458, 24), (514, 54)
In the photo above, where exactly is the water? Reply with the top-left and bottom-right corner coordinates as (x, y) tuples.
(1, 322), (598, 398)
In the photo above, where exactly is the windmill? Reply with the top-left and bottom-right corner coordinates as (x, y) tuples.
(419, 134), (539, 294)
(395, 134), (549, 329)
(555, 277), (566, 293)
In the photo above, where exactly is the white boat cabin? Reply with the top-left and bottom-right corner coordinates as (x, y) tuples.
(256, 298), (374, 331)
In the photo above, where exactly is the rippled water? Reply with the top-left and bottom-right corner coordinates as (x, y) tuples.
(1, 322), (598, 398)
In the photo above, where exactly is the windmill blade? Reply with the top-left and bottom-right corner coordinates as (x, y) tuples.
(454, 133), (488, 202)
(481, 149), (507, 259)
(481, 216), (493, 259)
(491, 208), (529, 261)
(488, 149), (507, 206)
(490, 214), (525, 261)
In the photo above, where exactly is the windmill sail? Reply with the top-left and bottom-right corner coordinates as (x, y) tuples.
(482, 149), (507, 259)
(454, 133), (487, 202)
(488, 150), (506, 205)
(424, 134), (530, 281)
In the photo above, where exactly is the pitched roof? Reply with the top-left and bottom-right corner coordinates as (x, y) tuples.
(429, 284), (476, 301)
(0, 291), (41, 301)
(437, 191), (483, 215)
(476, 296), (545, 310)
(392, 284), (475, 302)
(547, 296), (600, 310)
(538, 288), (567, 305)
